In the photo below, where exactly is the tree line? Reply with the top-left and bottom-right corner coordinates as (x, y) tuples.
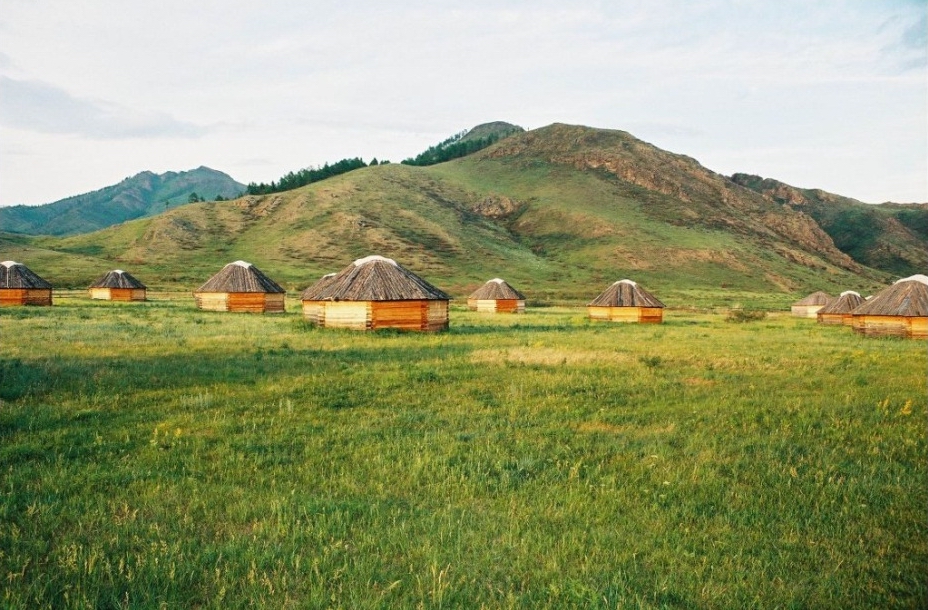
(400, 132), (504, 166)
(241, 128), (510, 196)
(245, 157), (383, 196)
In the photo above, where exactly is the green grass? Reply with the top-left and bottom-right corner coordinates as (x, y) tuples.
(1, 297), (926, 608)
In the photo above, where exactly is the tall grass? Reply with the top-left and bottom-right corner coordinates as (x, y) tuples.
(1, 297), (925, 608)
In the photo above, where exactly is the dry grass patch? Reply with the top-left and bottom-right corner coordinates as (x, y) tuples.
(470, 347), (632, 366)
(576, 421), (677, 437)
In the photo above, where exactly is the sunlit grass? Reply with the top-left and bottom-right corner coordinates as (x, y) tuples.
(1, 298), (925, 608)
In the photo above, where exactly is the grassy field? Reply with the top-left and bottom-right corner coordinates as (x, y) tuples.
(1, 296), (925, 608)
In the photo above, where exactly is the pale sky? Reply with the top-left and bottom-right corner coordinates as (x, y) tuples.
(0, 0), (925, 207)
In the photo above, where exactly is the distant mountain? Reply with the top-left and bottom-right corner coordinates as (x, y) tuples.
(0, 167), (245, 236)
(12, 122), (918, 305)
(731, 173), (928, 277)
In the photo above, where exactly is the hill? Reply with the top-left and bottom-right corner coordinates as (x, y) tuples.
(0, 167), (245, 236)
(3, 123), (921, 306)
(401, 121), (524, 166)
(730, 173), (928, 277)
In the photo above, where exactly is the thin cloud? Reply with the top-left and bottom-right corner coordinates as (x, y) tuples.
(0, 76), (208, 139)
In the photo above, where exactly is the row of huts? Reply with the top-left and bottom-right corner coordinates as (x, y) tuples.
(0, 262), (149, 305)
(789, 275), (928, 339)
(1, 257), (666, 330)
(3, 258), (926, 338)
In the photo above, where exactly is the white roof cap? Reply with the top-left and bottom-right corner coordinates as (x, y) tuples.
(230, 260), (252, 268)
(1, 261), (19, 268)
(353, 254), (397, 267)
(895, 274), (928, 286)
(839, 290), (860, 297)
(614, 279), (637, 286)
(489, 278), (505, 284)
(114, 269), (124, 274)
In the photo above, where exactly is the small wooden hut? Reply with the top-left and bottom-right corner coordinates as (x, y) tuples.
(850, 274), (928, 339)
(791, 291), (832, 318)
(467, 278), (526, 313)
(816, 290), (863, 326)
(588, 279), (664, 323)
(88, 270), (147, 301)
(300, 255), (450, 331)
(300, 272), (335, 324)
(194, 261), (285, 313)
(0, 261), (52, 306)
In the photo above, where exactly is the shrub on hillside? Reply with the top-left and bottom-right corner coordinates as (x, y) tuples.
(726, 308), (767, 323)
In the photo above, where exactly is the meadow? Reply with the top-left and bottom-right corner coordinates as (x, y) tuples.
(1, 295), (925, 608)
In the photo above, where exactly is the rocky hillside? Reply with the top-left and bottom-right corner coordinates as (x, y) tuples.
(0, 167), (245, 236)
(731, 173), (928, 276)
(475, 124), (862, 272)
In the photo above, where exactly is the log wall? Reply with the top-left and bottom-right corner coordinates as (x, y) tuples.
(791, 305), (824, 318)
(196, 292), (284, 313)
(313, 300), (449, 331)
(301, 300), (325, 324)
(425, 300), (449, 331)
(90, 288), (147, 301)
(816, 313), (846, 326)
(588, 306), (663, 323)
(469, 298), (525, 313)
(195, 292), (229, 311)
(852, 315), (928, 339)
(0, 289), (52, 306)
(321, 301), (371, 330)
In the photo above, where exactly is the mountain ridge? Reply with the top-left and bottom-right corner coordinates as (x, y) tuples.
(0, 166), (245, 236)
(2, 122), (924, 305)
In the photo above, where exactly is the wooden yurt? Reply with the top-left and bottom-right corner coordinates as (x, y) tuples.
(88, 269), (147, 301)
(300, 272), (335, 324)
(850, 274), (928, 339)
(816, 290), (863, 326)
(467, 278), (526, 313)
(300, 255), (450, 331)
(194, 261), (285, 313)
(791, 291), (832, 318)
(588, 279), (665, 323)
(0, 261), (52, 306)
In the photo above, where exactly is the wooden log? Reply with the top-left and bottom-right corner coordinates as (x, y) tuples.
(0, 288), (52, 306)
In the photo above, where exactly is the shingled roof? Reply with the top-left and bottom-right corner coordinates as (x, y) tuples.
(0, 261), (52, 289)
(588, 279), (664, 308)
(195, 261), (285, 294)
(301, 255), (449, 301)
(89, 269), (147, 289)
(300, 273), (336, 300)
(468, 278), (526, 300)
(817, 290), (863, 315)
(852, 275), (928, 317)
(793, 291), (832, 306)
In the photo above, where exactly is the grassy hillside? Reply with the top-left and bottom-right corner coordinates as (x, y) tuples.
(1, 301), (925, 608)
(731, 173), (928, 276)
(1, 124), (908, 306)
(0, 167), (245, 236)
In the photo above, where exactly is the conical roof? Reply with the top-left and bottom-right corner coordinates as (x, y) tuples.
(793, 291), (831, 306)
(817, 290), (863, 315)
(300, 272), (336, 300)
(302, 255), (449, 301)
(852, 275), (928, 317)
(0, 261), (52, 289)
(588, 279), (664, 308)
(195, 261), (285, 293)
(468, 278), (526, 300)
(89, 269), (147, 289)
